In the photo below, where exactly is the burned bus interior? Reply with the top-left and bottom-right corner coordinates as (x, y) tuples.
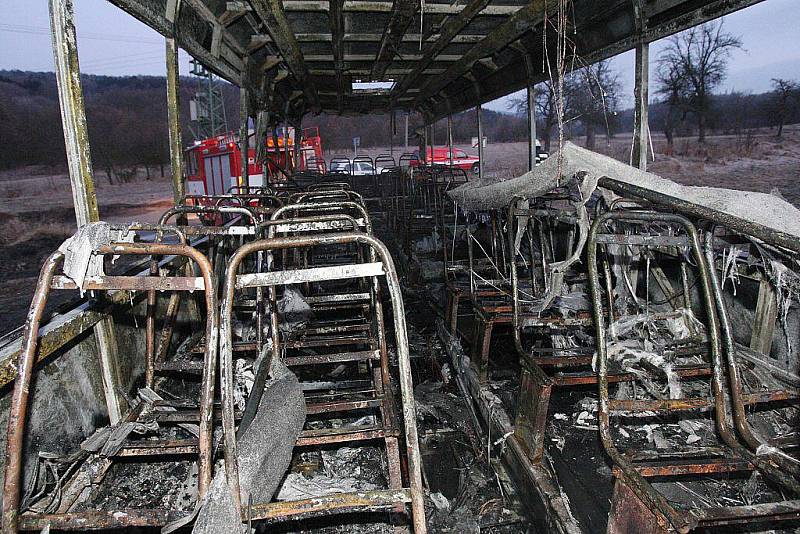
(1, 0), (799, 533)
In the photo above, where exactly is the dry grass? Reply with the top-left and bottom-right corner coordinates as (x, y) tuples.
(0, 212), (73, 246)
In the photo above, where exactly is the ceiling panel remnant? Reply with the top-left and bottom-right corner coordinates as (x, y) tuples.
(107, 0), (766, 122)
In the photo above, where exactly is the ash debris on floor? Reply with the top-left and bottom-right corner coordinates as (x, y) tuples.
(263, 286), (535, 533)
(405, 293), (535, 534)
(277, 446), (387, 502)
(82, 460), (196, 512)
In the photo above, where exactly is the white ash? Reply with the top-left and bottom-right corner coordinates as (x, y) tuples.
(412, 227), (442, 254)
(276, 446), (382, 502)
(599, 341), (683, 399)
(277, 286), (312, 335)
(721, 245), (743, 296)
(57, 221), (133, 293)
(232, 358), (255, 412)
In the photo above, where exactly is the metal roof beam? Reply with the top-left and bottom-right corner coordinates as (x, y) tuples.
(107, 0), (243, 84)
(330, 0), (346, 113)
(302, 54), (461, 62)
(391, 0), (490, 100)
(415, 0), (554, 105)
(249, 32), (484, 44)
(249, 0), (321, 113)
(371, 0), (419, 80)
(281, 0), (522, 15)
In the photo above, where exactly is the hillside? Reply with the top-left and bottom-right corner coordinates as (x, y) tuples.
(0, 70), (529, 172)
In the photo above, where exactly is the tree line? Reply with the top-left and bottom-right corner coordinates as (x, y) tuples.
(1, 22), (798, 175)
(0, 71), (239, 179)
(509, 20), (800, 151)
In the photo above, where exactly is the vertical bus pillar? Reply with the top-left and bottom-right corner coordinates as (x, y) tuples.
(429, 122), (435, 164)
(239, 84), (250, 188)
(517, 49), (538, 172)
(389, 110), (395, 158)
(632, 0), (649, 171)
(283, 102), (290, 174)
(476, 104), (484, 182)
(447, 115), (454, 170)
(404, 112), (409, 151)
(527, 85), (537, 171)
(166, 36), (184, 203)
(293, 118), (302, 170)
(50, 0), (124, 424)
(422, 123), (428, 163)
(632, 41), (649, 171)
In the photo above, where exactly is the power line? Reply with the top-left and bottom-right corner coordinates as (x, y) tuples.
(0, 24), (161, 45)
(81, 51), (164, 69)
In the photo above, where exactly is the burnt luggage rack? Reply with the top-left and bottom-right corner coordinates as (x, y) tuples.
(219, 232), (427, 532)
(587, 211), (800, 533)
(2, 233), (219, 531)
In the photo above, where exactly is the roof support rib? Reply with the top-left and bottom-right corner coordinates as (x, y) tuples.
(392, 0), (490, 100)
(249, 0), (321, 114)
(329, 0), (346, 113)
(371, 0), (418, 80)
(415, 0), (552, 105)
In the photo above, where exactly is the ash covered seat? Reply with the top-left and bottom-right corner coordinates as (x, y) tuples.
(588, 211), (800, 533)
(2, 224), (220, 531)
(218, 231), (427, 532)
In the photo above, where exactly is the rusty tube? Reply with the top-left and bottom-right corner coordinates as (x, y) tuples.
(97, 242), (218, 496)
(2, 251), (64, 534)
(221, 233), (427, 533)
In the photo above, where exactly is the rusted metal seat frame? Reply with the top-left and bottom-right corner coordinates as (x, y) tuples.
(268, 202), (374, 319)
(2, 241), (219, 532)
(461, 210), (515, 382)
(160, 205), (260, 279)
(588, 210), (800, 533)
(349, 154), (381, 199)
(229, 213), (368, 357)
(261, 217), (398, 476)
(219, 233), (427, 532)
(227, 185), (274, 196)
(506, 195), (605, 462)
(291, 189), (365, 206)
(307, 181), (352, 192)
(702, 226), (800, 477)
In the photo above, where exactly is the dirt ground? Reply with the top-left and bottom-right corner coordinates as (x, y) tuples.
(0, 169), (174, 338)
(1, 125), (798, 336)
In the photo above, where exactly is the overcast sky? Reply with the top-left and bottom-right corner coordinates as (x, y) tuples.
(1, 0), (798, 113)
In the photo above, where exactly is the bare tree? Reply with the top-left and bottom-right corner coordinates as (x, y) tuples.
(770, 78), (799, 137)
(570, 60), (621, 149)
(657, 20), (742, 142)
(655, 60), (688, 149)
(506, 80), (563, 152)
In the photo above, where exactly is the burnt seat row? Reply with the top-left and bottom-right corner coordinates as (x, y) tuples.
(2, 179), (428, 532)
(411, 150), (800, 533)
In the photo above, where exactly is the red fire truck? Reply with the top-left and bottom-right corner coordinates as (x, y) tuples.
(184, 127), (325, 196)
